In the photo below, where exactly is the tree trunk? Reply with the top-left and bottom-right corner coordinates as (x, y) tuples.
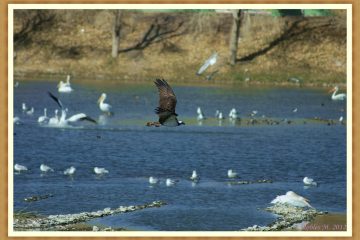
(229, 10), (242, 65)
(111, 10), (122, 58)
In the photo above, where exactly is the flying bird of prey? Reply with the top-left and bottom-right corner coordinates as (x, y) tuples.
(197, 52), (218, 75)
(150, 79), (185, 127)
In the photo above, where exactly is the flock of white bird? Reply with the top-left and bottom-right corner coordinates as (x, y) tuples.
(14, 163), (109, 176)
(14, 158), (318, 207)
(14, 75), (113, 127)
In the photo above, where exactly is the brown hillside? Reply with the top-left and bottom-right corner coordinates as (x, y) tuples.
(13, 10), (347, 86)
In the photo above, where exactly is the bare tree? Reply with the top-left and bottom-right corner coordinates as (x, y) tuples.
(111, 10), (122, 58)
(229, 10), (243, 65)
(119, 16), (185, 53)
(14, 10), (55, 47)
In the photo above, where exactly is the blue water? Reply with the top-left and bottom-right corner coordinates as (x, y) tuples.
(13, 80), (347, 231)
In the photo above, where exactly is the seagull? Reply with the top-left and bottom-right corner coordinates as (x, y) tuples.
(94, 167), (109, 175)
(271, 191), (313, 208)
(26, 107), (34, 115)
(292, 108), (298, 113)
(22, 103), (27, 112)
(197, 52), (218, 75)
(218, 112), (225, 120)
(166, 178), (177, 187)
(251, 110), (258, 117)
(303, 177), (317, 186)
(150, 79), (185, 127)
(190, 170), (199, 182)
(14, 81), (19, 88)
(13, 116), (20, 125)
(57, 75), (73, 93)
(149, 176), (159, 185)
(64, 166), (76, 176)
(215, 110), (220, 117)
(229, 108), (238, 119)
(14, 164), (28, 173)
(47, 91), (97, 126)
(38, 108), (49, 124)
(197, 109), (205, 121)
(97, 93), (113, 115)
(227, 169), (238, 178)
(40, 164), (54, 173)
(329, 86), (346, 101)
(339, 116), (344, 124)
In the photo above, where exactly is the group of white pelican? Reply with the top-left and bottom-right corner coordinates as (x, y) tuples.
(14, 75), (114, 127)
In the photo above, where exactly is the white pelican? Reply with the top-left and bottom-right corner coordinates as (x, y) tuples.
(271, 191), (313, 208)
(97, 93), (113, 115)
(190, 170), (199, 182)
(40, 164), (54, 173)
(14, 164), (28, 173)
(303, 177), (317, 186)
(13, 116), (20, 125)
(227, 169), (238, 178)
(64, 166), (76, 175)
(51, 109), (96, 127)
(166, 178), (177, 187)
(48, 109), (59, 125)
(329, 86), (346, 101)
(38, 108), (49, 124)
(47, 92), (97, 127)
(94, 167), (109, 175)
(197, 52), (218, 75)
(149, 176), (159, 185)
(57, 75), (73, 93)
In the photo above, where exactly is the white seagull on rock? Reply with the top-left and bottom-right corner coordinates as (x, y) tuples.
(227, 169), (238, 178)
(149, 176), (159, 185)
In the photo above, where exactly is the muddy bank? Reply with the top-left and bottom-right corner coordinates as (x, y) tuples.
(14, 200), (166, 231)
(13, 10), (347, 86)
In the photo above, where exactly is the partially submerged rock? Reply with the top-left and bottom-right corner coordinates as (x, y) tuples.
(227, 179), (273, 185)
(24, 194), (54, 202)
(241, 203), (326, 231)
(14, 200), (166, 231)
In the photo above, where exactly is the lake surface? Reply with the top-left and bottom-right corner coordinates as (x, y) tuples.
(13, 80), (347, 231)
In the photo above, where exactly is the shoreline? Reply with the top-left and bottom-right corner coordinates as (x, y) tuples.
(13, 71), (346, 89)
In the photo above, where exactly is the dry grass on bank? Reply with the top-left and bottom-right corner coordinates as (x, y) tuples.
(13, 10), (347, 86)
